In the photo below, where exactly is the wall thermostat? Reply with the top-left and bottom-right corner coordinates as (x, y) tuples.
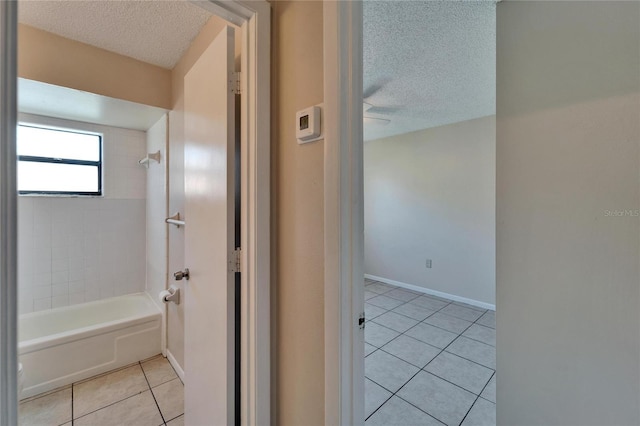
(296, 106), (321, 144)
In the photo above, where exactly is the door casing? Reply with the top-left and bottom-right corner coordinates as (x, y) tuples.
(0, 1), (271, 424)
(323, 2), (365, 425)
(191, 2), (272, 424)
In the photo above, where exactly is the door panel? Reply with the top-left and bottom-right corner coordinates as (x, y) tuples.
(184, 25), (236, 426)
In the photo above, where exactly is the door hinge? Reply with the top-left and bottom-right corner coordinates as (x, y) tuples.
(229, 248), (242, 273)
(230, 71), (241, 94)
(359, 312), (365, 330)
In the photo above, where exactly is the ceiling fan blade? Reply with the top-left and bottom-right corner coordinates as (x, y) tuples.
(366, 105), (401, 115)
(363, 84), (384, 100)
(363, 78), (392, 100)
(364, 116), (391, 125)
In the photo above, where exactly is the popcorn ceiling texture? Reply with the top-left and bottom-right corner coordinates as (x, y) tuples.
(18, 0), (212, 69)
(364, 1), (496, 141)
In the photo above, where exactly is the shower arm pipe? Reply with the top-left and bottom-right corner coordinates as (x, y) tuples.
(0, 1), (19, 424)
(139, 151), (161, 168)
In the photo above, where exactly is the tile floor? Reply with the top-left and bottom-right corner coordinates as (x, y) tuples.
(364, 279), (496, 426)
(19, 355), (184, 426)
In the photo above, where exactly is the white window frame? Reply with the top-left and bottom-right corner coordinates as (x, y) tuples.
(17, 123), (104, 196)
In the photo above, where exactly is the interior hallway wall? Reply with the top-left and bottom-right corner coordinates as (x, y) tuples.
(271, 1), (325, 424)
(497, 1), (640, 424)
(364, 116), (496, 306)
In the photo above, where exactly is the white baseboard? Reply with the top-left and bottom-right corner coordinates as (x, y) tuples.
(166, 349), (185, 382)
(365, 274), (495, 311)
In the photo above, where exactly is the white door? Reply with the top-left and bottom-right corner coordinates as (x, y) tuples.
(183, 26), (236, 426)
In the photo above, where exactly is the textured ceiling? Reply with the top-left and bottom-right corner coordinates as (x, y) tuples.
(364, 1), (496, 141)
(18, 0), (213, 69)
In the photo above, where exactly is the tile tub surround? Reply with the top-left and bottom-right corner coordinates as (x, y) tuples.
(17, 113), (147, 315)
(19, 355), (183, 426)
(364, 279), (496, 426)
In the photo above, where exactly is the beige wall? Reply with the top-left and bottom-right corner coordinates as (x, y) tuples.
(497, 1), (640, 424)
(272, 1), (325, 424)
(365, 116), (496, 305)
(18, 24), (171, 109)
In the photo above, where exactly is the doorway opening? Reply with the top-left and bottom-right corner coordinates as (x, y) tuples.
(361, 2), (496, 424)
(0, 1), (270, 424)
(322, 1), (496, 424)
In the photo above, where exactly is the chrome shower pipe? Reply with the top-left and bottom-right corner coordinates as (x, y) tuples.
(0, 1), (18, 424)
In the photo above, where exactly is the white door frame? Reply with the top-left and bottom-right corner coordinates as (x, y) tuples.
(0, 1), (18, 424)
(199, 1), (271, 424)
(0, 1), (271, 425)
(323, 1), (364, 425)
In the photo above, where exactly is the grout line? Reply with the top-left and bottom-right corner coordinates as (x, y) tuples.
(458, 398), (478, 426)
(458, 371), (496, 426)
(365, 301), (465, 423)
(440, 349), (495, 371)
(370, 296), (495, 368)
(365, 374), (444, 425)
(385, 318), (479, 424)
(71, 383), (74, 426)
(73, 390), (147, 421)
(72, 361), (141, 386)
(479, 371), (496, 402)
(364, 390), (394, 422)
(140, 361), (166, 425)
(381, 294), (423, 303)
(19, 384), (72, 404)
(365, 299), (453, 356)
(365, 281), (496, 425)
(454, 331), (496, 348)
(70, 360), (178, 424)
(165, 414), (184, 424)
(438, 311), (496, 370)
(70, 364), (149, 420)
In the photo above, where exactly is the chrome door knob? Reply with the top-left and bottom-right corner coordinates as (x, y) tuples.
(174, 268), (190, 281)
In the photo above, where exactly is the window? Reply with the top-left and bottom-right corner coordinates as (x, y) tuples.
(17, 124), (102, 196)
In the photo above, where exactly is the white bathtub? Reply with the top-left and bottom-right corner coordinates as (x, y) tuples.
(19, 292), (162, 399)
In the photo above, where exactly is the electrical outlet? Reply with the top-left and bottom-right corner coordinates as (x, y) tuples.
(425, 259), (432, 268)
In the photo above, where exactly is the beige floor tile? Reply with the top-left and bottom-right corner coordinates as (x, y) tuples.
(73, 364), (149, 418)
(166, 414), (185, 426)
(152, 378), (184, 421)
(19, 387), (72, 426)
(141, 355), (178, 387)
(74, 391), (163, 426)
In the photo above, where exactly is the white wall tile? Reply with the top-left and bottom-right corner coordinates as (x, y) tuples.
(68, 280), (85, 295)
(52, 283), (68, 297)
(32, 273), (51, 287)
(51, 270), (69, 285)
(51, 295), (69, 309)
(33, 298), (51, 312)
(52, 258), (68, 272)
(69, 293), (85, 305)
